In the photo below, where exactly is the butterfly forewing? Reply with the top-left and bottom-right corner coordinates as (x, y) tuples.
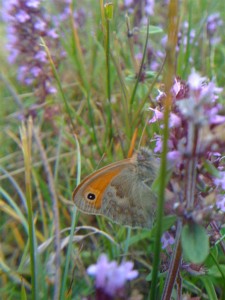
(73, 148), (158, 229)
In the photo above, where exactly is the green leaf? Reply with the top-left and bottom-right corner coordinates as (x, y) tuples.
(120, 216), (176, 249)
(205, 246), (218, 267)
(200, 277), (218, 300)
(125, 71), (155, 81)
(151, 215), (177, 236)
(146, 270), (166, 281)
(208, 265), (225, 278)
(21, 282), (27, 300)
(121, 230), (151, 248)
(203, 160), (221, 178)
(139, 25), (164, 34)
(181, 223), (209, 264)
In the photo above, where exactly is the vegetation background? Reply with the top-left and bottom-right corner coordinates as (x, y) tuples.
(0, 0), (225, 299)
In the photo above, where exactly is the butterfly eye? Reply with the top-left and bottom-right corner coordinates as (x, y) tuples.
(87, 193), (96, 200)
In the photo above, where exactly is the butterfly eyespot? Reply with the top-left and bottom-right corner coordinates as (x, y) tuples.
(87, 193), (96, 200)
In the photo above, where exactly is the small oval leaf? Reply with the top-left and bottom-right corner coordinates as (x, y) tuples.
(139, 25), (163, 34)
(181, 223), (209, 264)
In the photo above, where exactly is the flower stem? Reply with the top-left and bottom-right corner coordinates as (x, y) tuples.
(129, 17), (150, 115)
(149, 0), (179, 298)
(105, 14), (113, 146)
(161, 220), (183, 300)
(186, 123), (198, 209)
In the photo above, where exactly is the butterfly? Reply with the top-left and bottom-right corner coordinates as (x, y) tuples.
(73, 148), (159, 228)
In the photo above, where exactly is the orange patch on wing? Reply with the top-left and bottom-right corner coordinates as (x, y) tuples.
(86, 168), (121, 209)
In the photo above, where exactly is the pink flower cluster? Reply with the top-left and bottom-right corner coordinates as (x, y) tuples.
(150, 70), (225, 222)
(3, 0), (60, 101)
(87, 254), (138, 298)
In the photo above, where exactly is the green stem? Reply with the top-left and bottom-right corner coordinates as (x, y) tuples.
(149, 92), (170, 300)
(149, 0), (179, 298)
(129, 17), (150, 116)
(86, 91), (102, 155)
(185, 124), (198, 210)
(132, 56), (166, 125)
(60, 138), (81, 299)
(105, 18), (113, 145)
(124, 227), (132, 255)
(110, 51), (130, 133)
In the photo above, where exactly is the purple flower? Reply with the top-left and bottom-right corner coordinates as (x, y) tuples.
(51, 2), (87, 29)
(149, 70), (225, 227)
(150, 60), (160, 71)
(26, 0), (40, 8)
(3, 0), (61, 101)
(74, 8), (87, 27)
(15, 10), (30, 23)
(149, 108), (163, 123)
(208, 106), (225, 125)
(175, 70), (223, 126)
(87, 254), (114, 289)
(206, 13), (223, 44)
(123, 0), (155, 24)
(8, 48), (19, 63)
(34, 18), (46, 31)
(181, 22), (196, 46)
(145, 0), (155, 15)
(216, 195), (225, 212)
(45, 83), (57, 94)
(124, 0), (133, 6)
(155, 89), (166, 102)
(34, 50), (47, 62)
(167, 151), (182, 167)
(169, 113), (181, 128)
(188, 70), (206, 90)
(174, 21), (197, 58)
(30, 66), (42, 77)
(152, 134), (162, 153)
(161, 232), (175, 249)
(214, 172), (225, 190)
(105, 262), (138, 295)
(87, 254), (138, 297)
(47, 29), (59, 39)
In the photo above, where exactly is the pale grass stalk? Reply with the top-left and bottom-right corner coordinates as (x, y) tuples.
(32, 171), (48, 238)
(0, 152), (74, 180)
(104, 3), (113, 145)
(0, 167), (27, 211)
(0, 260), (31, 291)
(0, 187), (28, 232)
(33, 127), (61, 300)
(20, 117), (38, 300)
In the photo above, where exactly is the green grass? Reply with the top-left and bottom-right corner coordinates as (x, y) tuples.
(1, 0), (225, 299)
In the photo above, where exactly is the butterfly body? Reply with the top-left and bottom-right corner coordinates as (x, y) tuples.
(73, 148), (158, 228)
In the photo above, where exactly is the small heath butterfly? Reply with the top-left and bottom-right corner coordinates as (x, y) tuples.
(73, 148), (159, 228)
